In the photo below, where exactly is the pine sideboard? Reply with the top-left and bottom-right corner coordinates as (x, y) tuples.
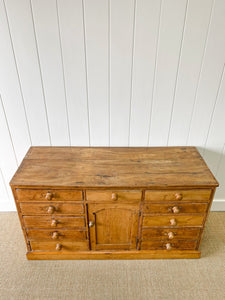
(10, 146), (219, 260)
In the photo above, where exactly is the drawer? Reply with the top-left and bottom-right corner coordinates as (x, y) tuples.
(145, 189), (211, 202)
(16, 189), (83, 202)
(30, 241), (89, 251)
(143, 215), (204, 227)
(23, 216), (86, 229)
(86, 190), (142, 202)
(144, 203), (208, 214)
(26, 229), (87, 240)
(141, 228), (201, 240)
(140, 240), (197, 250)
(20, 203), (84, 215)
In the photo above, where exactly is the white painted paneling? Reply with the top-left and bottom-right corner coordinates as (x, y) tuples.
(0, 0), (31, 163)
(129, 0), (161, 146)
(4, 0), (51, 146)
(168, 0), (213, 146)
(83, 0), (109, 146)
(187, 0), (225, 150)
(57, 0), (89, 146)
(0, 168), (9, 204)
(31, 0), (70, 145)
(0, 0), (225, 210)
(148, 0), (187, 146)
(0, 95), (18, 206)
(215, 144), (225, 201)
(203, 66), (225, 173)
(110, 0), (135, 146)
(0, 168), (15, 211)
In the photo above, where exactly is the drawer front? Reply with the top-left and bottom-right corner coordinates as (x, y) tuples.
(30, 241), (89, 251)
(141, 228), (201, 240)
(86, 190), (142, 202)
(16, 189), (83, 202)
(26, 229), (87, 240)
(144, 203), (208, 214)
(143, 215), (204, 227)
(145, 189), (211, 202)
(20, 203), (84, 215)
(141, 240), (197, 250)
(23, 216), (86, 229)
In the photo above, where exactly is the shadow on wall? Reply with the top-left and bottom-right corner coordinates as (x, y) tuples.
(199, 147), (225, 201)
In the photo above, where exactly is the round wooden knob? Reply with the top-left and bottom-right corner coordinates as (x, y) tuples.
(170, 218), (177, 226)
(51, 219), (57, 227)
(168, 232), (175, 239)
(172, 206), (180, 214)
(56, 243), (62, 251)
(52, 232), (59, 239)
(166, 243), (172, 250)
(45, 192), (53, 201)
(175, 193), (183, 200)
(47, 205), (55, 214)
(111, 193), (118, 201)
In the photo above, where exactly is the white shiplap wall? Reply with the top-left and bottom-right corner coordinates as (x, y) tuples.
(0, 0), (225, 211)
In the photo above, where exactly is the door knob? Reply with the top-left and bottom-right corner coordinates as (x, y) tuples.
(89, 221), (94, 227)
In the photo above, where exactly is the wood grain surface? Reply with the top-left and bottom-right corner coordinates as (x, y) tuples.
(10, 146), (218, 259)
(143, 203), (208, 214)
(20, 202), (84, 215)
(140, 240), (197, 250)
(145, 189), (211, 202)
(23, 216), (86, 229)
(15, 189), (83, 201)
(141, 228), (201, 240)
(143, 215), (204, 227)
(26, 229), (87, 241)
(10, 147), (219, 187)
(30, 241), (89, 251)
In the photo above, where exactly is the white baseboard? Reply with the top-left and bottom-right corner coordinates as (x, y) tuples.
(210, 200), (225, 211)
(0, 202), (16, 212)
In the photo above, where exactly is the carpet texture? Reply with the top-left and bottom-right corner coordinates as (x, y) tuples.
(0, 212), (224, 300)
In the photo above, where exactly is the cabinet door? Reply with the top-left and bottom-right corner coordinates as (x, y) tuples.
(88, 203), (140, 250)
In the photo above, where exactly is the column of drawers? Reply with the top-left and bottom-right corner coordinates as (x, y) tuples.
(140, 189), (212, 251)
(15, 189), (89, 252)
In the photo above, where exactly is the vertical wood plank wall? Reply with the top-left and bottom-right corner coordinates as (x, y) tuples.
(0, 0), (225, 211)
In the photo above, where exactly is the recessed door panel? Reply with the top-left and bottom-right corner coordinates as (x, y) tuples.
(88, 203), (140, 250)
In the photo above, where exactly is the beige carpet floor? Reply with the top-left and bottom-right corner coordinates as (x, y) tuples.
(0, 212), (224, 300)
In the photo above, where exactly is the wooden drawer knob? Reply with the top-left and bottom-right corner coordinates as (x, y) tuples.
(175, 193), (183, 200)
(170, 218), (177, 226)
(166, 243), (172, 250)
(47, 205), (55, 214)
(168, 232), (175, 239)
(51, 219), (58, 227)
(45, 192), (53, 201)
(111, 193), (118, 201)
(52, 232), (59, 239)
(56, 243), (62, 251)
(172, 206), (180, 214)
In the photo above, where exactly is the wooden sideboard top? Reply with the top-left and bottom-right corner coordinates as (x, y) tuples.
(10, 146), (218, 188)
